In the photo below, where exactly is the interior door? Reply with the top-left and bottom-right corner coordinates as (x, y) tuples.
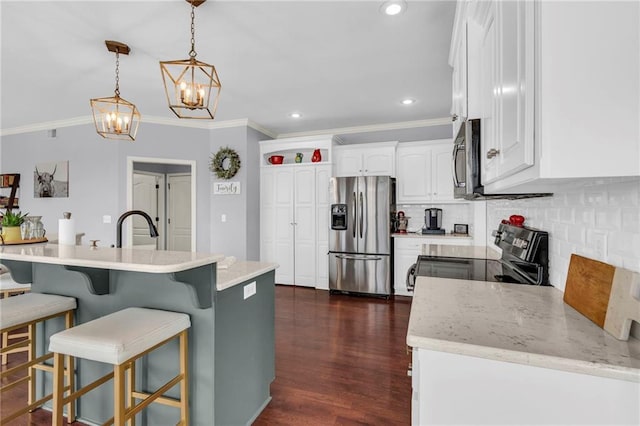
(274, 168), (294, 285)
(132, 172), (161, 249)
(293, 168), (315, 287)
(167, 174), (191, 251)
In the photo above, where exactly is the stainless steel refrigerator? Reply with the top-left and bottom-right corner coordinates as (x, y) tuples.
(328, 176), (395, 296)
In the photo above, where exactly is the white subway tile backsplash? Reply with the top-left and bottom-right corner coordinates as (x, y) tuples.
(567, 227), (586, 245)
(594, 209), (622, 230)
(487, 177), (640, 291)
(622, 208), (640, 233)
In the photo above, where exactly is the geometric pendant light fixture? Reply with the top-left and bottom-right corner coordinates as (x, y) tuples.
(160, 0), (221, 119)
(90, 41), (141, 141)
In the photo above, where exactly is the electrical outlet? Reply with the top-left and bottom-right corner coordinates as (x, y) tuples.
(221, 214), (227, 223)
(103, 215), (112, 224)
(243, 281), (256, 300)
(592, 231), (608, 261)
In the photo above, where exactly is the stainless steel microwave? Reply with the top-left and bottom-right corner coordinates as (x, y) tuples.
(452, 119), (481, 199)
(452, 119), (552, 200)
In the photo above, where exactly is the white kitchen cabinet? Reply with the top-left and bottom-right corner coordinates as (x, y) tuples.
(333, 142), (397, 177)
(396, 141), (456, 204)
(475, 0), (535, 185)
(261, 165), (330, 287)
(460, 0), (640, 193)
(393, 236), (472, 297)
(449, 4), (468, 136)
(412, 348), (639, 425)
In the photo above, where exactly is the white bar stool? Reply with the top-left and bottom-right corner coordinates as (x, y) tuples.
(0, 293), (77, 425)
(0, 266), (33, 365)
(49, 307), (191, 426)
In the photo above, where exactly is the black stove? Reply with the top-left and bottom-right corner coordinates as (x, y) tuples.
(410, 222), (549, 289)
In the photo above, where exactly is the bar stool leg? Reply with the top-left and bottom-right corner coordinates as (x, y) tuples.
(1, 330), (8, 365)
(114, 363), (126, 426)
(52, 352), (65, 426)
(27, 322), (36, 408)
(65, 310), (75, 423)
(179, 330), (189, 426)
(127, 361), (136, 426)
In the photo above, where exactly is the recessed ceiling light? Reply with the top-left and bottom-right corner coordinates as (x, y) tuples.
(380, 0), (407, 16)
(290, 112), (302, 118)
(401, 98), (416, 105)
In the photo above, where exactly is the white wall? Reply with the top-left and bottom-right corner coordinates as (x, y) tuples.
(486, 177), (640, 290)
(1, 122), (266, 259)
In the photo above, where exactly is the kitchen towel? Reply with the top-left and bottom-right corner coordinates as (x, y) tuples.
(58, 218), (75, 246)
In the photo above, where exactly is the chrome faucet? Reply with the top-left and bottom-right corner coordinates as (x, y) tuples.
(116, 210), (159, 248)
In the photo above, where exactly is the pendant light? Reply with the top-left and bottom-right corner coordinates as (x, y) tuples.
(160, 0), (221, 120)
(90, 41), (141, 141)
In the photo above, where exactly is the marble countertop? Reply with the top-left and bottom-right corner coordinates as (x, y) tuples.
(217, 261), (279, 291)
(392, 232), (472, 239)
(421, 244), (502, 260)
(0, 243), (223, 274)
(407, 277), (640, 382)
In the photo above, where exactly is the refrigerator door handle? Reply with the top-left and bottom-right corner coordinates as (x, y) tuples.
(352, 192), (357, 239)
(359, 191), (364, 239)
(335, 254), (383, 261)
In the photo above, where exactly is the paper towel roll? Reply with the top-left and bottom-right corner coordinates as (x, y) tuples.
(58, 218), (75, 246)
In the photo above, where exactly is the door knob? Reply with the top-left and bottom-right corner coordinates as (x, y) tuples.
(486, 148), (501, 159)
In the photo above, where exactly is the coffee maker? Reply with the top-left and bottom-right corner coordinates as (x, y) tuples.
(421, 208), (445, 235)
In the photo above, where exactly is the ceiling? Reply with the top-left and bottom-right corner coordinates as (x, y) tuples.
(0, 1), (456, 142)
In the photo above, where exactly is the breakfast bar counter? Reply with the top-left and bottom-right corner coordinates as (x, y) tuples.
(0, 244), (278, 426)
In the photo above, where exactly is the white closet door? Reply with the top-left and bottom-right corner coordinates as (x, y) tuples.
(293, 168), (316, 287)
(274, 168), (295, 285)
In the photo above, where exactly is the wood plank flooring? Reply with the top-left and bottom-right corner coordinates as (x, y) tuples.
(1, 286), (412, 425)
(254, 286), (412, 425)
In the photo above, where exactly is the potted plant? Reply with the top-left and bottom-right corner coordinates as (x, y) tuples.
(0, 210), (28, 243)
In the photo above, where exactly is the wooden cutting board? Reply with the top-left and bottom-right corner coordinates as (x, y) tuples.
(564, 254), (615, 328)
(564, 254), (640, 340)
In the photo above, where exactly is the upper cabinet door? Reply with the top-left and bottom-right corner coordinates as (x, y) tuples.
(431, 144), (455, 201)
(494, 0), (535, 180)
(396, 146), (431, 203)
(333, 144), (396, 177)
(334, 148), (363, 177)
(396, 142), (456, 204)
(362, 147), (395, 176)
(474, 0), (535, 186)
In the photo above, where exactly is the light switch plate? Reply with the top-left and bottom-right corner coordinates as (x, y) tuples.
(243, 281), (256, 300)
(103, 215), (112, 224)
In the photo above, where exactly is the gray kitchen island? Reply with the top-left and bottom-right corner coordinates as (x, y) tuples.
(1, 243), (277, 425)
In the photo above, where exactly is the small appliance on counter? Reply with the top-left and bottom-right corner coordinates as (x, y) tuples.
(421, 208), (445, 235)
(396, 211), (409, 234)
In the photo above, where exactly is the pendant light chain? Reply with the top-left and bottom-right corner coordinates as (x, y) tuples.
(114, 52), (120, 98)
(189, 2), (197, 58)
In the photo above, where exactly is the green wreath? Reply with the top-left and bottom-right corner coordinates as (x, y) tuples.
(210, 147), (241, 179)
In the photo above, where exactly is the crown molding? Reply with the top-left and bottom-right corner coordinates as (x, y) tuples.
(276, 117), (452, 139)
(1, 116), (447, 140)
(1, 115), (277, 138)
(0, 116), (93, 137)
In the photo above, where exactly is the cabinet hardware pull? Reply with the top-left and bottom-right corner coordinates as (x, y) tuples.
(486, 148), (501, 159)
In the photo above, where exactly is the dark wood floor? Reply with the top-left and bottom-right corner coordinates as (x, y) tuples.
(1, 286), (412, 425)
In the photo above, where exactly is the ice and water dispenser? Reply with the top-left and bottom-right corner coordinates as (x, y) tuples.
(331, 204), (348, 230)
